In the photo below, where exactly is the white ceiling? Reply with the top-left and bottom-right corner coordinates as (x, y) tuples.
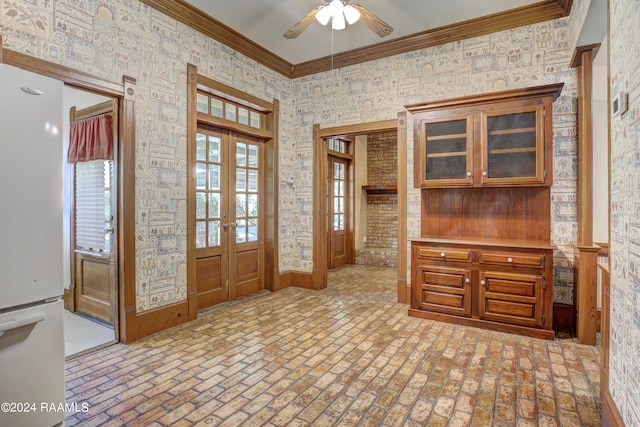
(183, 0), (543, 64)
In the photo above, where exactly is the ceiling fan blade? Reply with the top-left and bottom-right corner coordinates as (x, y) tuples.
(283, 6), (324, 39)
(352, 4), (393, 37)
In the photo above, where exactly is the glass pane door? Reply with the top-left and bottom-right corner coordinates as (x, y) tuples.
(195, 132), (223, 250)
(421, 113), (474, 186)
(482, 105), (544, 184)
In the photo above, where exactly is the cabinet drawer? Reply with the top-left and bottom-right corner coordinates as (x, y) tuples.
(417, 248), (472, 263)
(413, 266), (472, 317)
(479, 252), (543, 268)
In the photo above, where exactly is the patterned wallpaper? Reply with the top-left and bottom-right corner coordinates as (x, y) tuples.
(1, 0), (587, 311)
(0, 0), (295, 311)
(608, 0), (640, 424)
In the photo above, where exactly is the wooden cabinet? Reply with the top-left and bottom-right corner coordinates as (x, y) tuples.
(411, 240), (555, 339)
(411, 84), (562, 188)
(407, 84), (562, 339)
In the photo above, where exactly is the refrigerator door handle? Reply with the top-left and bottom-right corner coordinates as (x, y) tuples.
(0, 313), (45, 332)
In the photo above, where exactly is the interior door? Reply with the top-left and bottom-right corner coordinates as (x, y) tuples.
(195, 127), (264, 308)
(328, 155), (349, 269)
(72, 101), (118, 325)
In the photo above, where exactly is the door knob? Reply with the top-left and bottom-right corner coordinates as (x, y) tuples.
(105, 228), (114, 234)
(223, 223), (229, 230)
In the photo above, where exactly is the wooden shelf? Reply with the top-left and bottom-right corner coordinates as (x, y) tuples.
(362, 185), (397, 194)
(489, 127), (536, 136)
(427, 151), (466, 158)
(489, 147), (536, 155)
(427, 133), (467, 141)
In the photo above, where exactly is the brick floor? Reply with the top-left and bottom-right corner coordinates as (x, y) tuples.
(64, 265), (601, 426)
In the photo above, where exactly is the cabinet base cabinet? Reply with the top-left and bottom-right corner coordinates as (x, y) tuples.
(410, 239), (555, 340)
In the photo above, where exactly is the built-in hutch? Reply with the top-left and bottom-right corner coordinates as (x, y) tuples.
(407, 83), (563, 340)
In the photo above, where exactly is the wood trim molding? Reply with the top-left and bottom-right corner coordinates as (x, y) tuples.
(293, 1), (572, 77)
(135, 301), (189, 340)
(120, 75), (137, 344)
(575, 47), (596, 245)
(571, 43), (601, 68)
(137, 1), (572, 78)
(63, 288), (74, 312)
(317, 120), (398, 138)
(397, 112), (409, 304)
(0, 38), (123, 95)
(186, 63), (198, 321)
(280, 271), (314, 290)
(312, 124), (327, 291)
(265, 99), (280, 292)
(602, 389), (625, 427)
(406, 83), (565, 112)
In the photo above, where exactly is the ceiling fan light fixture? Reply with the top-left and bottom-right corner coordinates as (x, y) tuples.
(332, 11), (346, 30)
(328, 0), (344, 15)
(315, 5), (332, 25)
(343, 4), (360, 25)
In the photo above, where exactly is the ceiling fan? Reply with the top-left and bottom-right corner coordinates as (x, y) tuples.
(283, 0), (393, 39)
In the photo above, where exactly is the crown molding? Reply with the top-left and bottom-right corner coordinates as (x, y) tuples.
(138, 0), (295, 76)
(140, 0), (573, 79)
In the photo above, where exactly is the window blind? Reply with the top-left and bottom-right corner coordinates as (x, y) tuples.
(75, 160), (110, 252)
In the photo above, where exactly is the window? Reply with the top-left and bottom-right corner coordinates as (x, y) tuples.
(196, 91), (265, 130)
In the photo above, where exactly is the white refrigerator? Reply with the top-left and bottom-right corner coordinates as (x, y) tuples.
(0, 63), (66, 427)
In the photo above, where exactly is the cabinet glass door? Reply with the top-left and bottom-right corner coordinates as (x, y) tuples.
(481, 106), (544, 185)
(421, 114), (473, 186)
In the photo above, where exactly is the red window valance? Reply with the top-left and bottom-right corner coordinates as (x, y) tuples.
(67, 114), (113, 164)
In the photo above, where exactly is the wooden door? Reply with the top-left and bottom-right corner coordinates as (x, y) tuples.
(328, 155), (349, 269)
(72, 101), (117, 325)
(195, 127), (263, 308)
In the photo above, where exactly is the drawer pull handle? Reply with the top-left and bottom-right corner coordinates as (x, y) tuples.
(465, 278), (470, 283)
(466, 171), (472, 177)
(507, 257), (513, 263)
(482, 171), (488, 176)
(480, 280), (486, 286)
(440, 252), (446, 257)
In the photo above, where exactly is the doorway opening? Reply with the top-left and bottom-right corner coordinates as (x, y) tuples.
(313, 118), (403, 292)
(62, 87), (118, 357)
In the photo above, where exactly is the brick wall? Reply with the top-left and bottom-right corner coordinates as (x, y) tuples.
(366, 131), (397, 185)
(356, 131), (398, 267)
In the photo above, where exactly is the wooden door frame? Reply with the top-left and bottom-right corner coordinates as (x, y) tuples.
(0, 35), (138, 343)
(312, 117), (404, 295)
(69, 100), (118, 326)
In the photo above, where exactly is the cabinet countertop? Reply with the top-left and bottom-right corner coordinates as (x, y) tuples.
(410, 237), (557, 251)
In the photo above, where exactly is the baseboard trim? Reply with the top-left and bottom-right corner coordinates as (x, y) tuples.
(553, 303), (575, 330)
(602, 389), (624, 427)
(135, 301), (189, 340)
(279, 271), (314, 290)
(62, 288), (73, 312)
